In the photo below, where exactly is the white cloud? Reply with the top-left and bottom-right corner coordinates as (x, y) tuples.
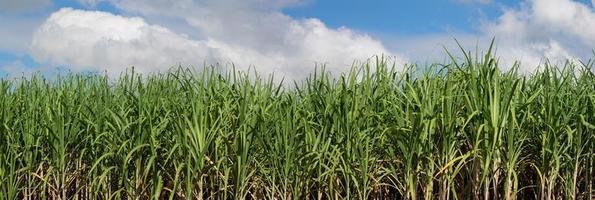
(31, 8), (216, 76)
(31, 1), (400, 80)
(479, 0), (595, 71)
(116, 0), (401, 78)
(394, 0), (595, 72)
(0, 0), (585, 81)
(379, 0), (595, 73)
(33, 0), (595, 79)
(0, 0), (51, 12)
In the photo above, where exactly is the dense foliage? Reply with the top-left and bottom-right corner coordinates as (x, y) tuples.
(1, 49), (594, 199)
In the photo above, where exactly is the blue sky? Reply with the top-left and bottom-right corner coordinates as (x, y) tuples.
(286, 1), (512, 34)
(1, 0), (595, 78)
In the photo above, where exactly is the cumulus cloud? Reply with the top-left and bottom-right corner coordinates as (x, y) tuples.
(479, 0), (595, 71)
(31, 8), (217, 76)
(383, 0), (595, 72)
(32, 0), (594, 78)
(31, 0), (398, 80)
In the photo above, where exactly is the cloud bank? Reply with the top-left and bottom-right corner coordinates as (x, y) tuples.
(31, 8), (215, 75)
(19, 0), (595, 78)
(30, 0), (398, 79)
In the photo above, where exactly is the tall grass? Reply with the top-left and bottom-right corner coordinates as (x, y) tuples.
(0, 47), (594, 199)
